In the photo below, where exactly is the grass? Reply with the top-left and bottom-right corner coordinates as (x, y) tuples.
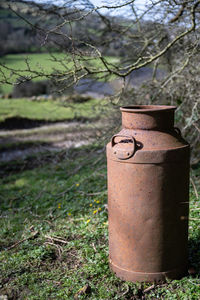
(0, 98), (101, 123)
(0, 53), (119, 94)
(0, 146), (200, 299)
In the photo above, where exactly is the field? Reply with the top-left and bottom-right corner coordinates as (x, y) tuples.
(0, 98), (199, 299)
(0, 53), (119, 94)
(0, 97), (107, 162)
(0, 98), (100, 122)
(0, 144), (200, 299)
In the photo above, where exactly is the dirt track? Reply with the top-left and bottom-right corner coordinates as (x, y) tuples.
(0, 121), (97, 162)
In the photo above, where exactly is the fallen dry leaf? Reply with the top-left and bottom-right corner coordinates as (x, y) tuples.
(74, 284), (91, 299)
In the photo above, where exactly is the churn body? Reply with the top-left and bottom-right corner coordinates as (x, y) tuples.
(106, 105), (190, 282)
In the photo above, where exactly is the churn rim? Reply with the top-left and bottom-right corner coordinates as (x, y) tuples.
(120, 105), (177, 112)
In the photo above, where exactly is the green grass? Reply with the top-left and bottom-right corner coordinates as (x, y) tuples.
(0, 98), (101, 122)
(0, 147), (200, 299)
(0, 53), (70, 94)
(0, 53), (119, 94)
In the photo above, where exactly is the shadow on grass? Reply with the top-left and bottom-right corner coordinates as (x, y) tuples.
(0, 139), (52, 152)
(0, 148), (67, 177)
(0, 116), (98, 130)
(188, 232), (200, 276)
(0, 143), (104, 177)
(0, 55), (24, 63)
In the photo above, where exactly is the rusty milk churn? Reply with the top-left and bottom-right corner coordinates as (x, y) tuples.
(106, 105), (190, 282)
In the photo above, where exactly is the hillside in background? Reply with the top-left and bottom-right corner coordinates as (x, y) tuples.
(0, 0), (129, 57)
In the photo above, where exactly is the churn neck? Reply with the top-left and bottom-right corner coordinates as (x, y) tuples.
(120, 105), (176, 130)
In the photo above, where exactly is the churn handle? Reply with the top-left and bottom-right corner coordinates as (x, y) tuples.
(111, 134), (136, 160)
(174, 127), (182, 136)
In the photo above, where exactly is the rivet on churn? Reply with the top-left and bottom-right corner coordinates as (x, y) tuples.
(106, 105), (190, 283)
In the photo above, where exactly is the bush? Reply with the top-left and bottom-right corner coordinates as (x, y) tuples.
(12, 79), (51, 98)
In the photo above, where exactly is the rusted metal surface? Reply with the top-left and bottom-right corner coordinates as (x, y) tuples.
(106, 105), (190, 282)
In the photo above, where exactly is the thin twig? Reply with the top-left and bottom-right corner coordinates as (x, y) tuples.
(190, 177), (199, 200)
(7, 231), (39, 250)
(92, 243), (97, 252)
(44, 235), (68, 244)
(144, 284), (155, 293)
(120, 284), (129, 296)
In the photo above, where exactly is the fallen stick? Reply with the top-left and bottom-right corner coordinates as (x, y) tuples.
(7, 231), (39, 250)
(144, 284), (155, 293)
(44, 235), (68, 244)
(190, 177), (199, 200)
